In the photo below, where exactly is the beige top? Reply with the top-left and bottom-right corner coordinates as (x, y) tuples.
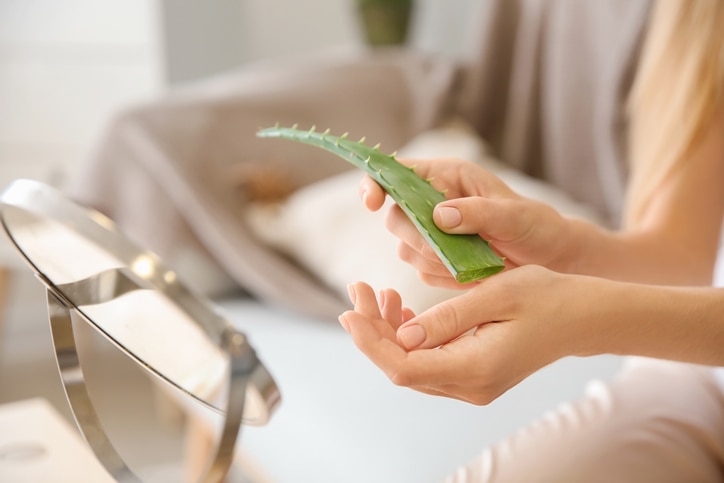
(68, 0), (652, 318)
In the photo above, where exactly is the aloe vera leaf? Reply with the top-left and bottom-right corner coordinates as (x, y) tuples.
(256, 125), (505, 283)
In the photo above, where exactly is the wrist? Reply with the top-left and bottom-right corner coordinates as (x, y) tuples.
(547, 216), (594, 275)
(562, 275), (622, 358)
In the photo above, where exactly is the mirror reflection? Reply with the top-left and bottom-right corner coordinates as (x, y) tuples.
(2, 204), (230, 412)
(72, 316), (214, 482)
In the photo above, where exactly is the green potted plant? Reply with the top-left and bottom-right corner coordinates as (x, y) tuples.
(356, 0), (415, 47)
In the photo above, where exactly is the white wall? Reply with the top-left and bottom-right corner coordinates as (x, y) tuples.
(238, 0), (360, 64)
(159, 0), (481, 83)
(236, 0), (481, 64)
(0, 0), (481, 193)
(0, 0), (163, 191)
(411, 0), (482, 58)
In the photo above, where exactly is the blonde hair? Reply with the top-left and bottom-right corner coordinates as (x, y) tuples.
(625, 0), (724, 227)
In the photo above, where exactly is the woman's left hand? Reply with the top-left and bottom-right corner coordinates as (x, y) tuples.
(339, 266), (600, 404)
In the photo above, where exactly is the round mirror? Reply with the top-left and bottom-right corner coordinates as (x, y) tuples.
(0, 179), (280, 481)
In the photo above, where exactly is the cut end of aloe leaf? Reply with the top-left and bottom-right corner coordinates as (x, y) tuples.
(455, 265), (506, 284)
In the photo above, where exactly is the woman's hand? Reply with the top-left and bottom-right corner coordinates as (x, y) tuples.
(339, 266), (599, 405)
(340, 264), (724, 404)
(359, 158), (574, 289)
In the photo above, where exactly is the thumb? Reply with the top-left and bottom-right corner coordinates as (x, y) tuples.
(433, 197), (529, 242)
(396, 289), (488, 350)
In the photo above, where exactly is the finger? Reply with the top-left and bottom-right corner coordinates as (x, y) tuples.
(403, 157), (515, 199)
(378, 288), (409, 331)
(347, 281), (381, 319)
(401, 307), (416, 323)
(359, 175), (387, 212)
(341, 308), (411, 376)
(397, 286), (497, 350)
(347, 282), (405, 342)
(434, 197), (537, 243)
(386, 205), (441, 261)
(397, 242), (450, 278)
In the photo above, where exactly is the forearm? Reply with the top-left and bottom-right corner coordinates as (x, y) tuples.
(576, 280), (724, 366)
(554, 107), (724, 286)
(557, 217), (719, 286)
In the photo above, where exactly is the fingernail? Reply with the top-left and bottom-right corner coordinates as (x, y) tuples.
(437, 206), (462, 229)
(359, 187), (368, 204)
(338, 314), (350, 333)
(398, 324), (426, 349)
(347, 284), (357, 304)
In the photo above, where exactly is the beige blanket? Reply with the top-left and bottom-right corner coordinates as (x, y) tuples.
(67, 0), (651, 319)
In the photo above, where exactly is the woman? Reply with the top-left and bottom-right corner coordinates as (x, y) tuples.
(340, 2), (724, 481)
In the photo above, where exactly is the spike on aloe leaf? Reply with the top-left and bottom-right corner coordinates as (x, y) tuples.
(256, 125), (505, 283)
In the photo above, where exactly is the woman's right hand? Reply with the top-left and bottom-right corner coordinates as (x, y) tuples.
(359, 158), (575, 289)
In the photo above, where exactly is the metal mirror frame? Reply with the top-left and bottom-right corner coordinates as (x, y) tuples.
(0, 179), (281, 482)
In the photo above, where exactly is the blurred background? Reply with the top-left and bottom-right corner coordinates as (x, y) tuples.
(0, 0), (482, 192)
(0, 1), (487, 480)
(0, 0), (483, 361)
(3, 2), (723, 482)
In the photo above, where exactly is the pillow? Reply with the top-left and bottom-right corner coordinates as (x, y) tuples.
(245, 120), (605, 313)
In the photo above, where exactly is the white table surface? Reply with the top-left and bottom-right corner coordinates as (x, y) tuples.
(0, 398), (113, 483)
